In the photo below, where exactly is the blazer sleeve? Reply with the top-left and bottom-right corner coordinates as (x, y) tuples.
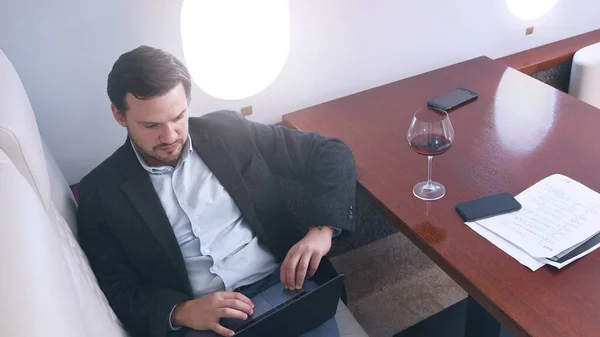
(234, 112), (357, 232)
(77, 183), (191, 337)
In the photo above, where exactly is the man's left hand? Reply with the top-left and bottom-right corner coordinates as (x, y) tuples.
(280, 226), (333, 290)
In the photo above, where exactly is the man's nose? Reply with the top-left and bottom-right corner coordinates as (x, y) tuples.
(161, 123), (178, 144)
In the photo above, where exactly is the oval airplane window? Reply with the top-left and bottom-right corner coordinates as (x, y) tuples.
(505, 0), (559, 20)
(181, 0), (290, 100)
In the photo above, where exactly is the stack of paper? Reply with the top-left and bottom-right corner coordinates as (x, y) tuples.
(466, 174), (600, 271)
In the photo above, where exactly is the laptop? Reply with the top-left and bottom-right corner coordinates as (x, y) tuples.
(186, 274), (344, 337)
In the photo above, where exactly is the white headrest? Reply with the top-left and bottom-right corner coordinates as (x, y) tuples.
(0, 49), (51, 210)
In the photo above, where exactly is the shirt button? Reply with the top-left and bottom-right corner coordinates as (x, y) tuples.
(226, 287), (234, 292)
(210, 266), (218, 273)
(204, 249), (211, 255)
(183, 201), (189, 207)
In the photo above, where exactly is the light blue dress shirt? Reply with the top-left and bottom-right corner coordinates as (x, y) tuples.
(132, 137), (279, 329)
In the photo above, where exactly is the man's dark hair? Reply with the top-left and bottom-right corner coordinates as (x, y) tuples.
(107, 45), (191, 115)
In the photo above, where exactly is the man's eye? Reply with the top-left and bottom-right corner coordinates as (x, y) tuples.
(144, 124), (157, 129)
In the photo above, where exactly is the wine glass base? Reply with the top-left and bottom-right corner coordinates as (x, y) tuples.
(413, 181), (446, 201)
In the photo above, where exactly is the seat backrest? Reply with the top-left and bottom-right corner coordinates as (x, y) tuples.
(0, 149), (87, 337)
(569, 41), (600, 109)
(0, 50), (128, 336)
(0, 50), (52, 210)
(0, 50), (78, 234)
(42, 139), (79, 235)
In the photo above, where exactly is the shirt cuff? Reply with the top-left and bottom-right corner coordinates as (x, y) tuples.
(330, 226), (342, 237)
(168, 304), (183, 331)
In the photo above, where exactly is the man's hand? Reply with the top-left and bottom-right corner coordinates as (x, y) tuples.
(280, 226), (333, 290)
(171, 292), (254, 337)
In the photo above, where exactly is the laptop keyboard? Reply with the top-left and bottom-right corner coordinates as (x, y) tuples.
(275, 289), (307, 309)
(233, 288), (308, 332)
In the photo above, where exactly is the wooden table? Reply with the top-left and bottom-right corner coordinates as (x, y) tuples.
(283, 56), (600, 337)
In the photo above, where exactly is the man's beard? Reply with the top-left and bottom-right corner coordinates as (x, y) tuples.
(129, 134), (184, 167)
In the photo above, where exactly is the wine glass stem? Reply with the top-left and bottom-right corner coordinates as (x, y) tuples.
(426, 155), (433, 188)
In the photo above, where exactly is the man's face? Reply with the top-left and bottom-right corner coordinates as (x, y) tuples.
(112, 83), (189, 167)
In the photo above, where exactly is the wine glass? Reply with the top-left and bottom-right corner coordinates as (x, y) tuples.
(407, 107), (455, 201)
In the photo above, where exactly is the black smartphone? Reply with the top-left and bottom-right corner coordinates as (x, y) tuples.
(455, 192), (522, 222)
(427, 88), (478, 112)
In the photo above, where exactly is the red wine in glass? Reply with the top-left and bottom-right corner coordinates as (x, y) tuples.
(408, 134), (453, 156)
(407, 107), (455, 200)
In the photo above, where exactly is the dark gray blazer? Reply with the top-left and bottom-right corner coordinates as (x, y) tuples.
(77, 110), (357, 337)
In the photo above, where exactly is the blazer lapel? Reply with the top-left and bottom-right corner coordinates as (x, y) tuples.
(190, 129), (270, 244)
(118, 141), (192, 294)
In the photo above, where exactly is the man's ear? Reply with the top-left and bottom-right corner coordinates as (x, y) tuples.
(111, 104), (127, 127)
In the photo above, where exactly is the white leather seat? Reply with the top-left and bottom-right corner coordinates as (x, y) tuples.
(569, 41), (600, 109)
(0, 49), (127, 337)
(0, 149), (91, 336)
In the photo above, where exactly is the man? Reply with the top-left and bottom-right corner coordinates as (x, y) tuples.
(77, 45), (357, 337)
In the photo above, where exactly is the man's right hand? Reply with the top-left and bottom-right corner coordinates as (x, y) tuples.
(171, 292), (254, 337)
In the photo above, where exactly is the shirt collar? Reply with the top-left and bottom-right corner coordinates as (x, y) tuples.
(131, 135), (193, 175)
